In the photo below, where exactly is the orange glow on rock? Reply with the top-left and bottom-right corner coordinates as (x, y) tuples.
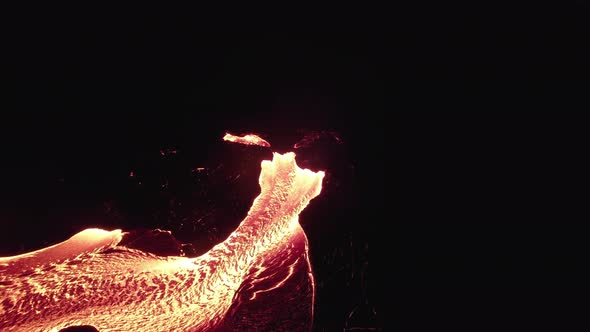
(222, 132), (271, 147)
(0, 152), (323, 331)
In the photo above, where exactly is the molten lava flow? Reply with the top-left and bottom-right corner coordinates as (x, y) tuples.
(222, 132), (271, 147)
(0, 152), (323, 332)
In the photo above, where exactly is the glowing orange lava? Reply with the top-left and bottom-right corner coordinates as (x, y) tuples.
(0, 151), (323, 332)
(222, 132), (271, 147)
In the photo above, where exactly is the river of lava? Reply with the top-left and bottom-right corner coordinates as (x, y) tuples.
(0, 152), (324, 332)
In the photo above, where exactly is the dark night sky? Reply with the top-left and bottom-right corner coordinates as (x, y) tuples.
(2, 3), (590, 331)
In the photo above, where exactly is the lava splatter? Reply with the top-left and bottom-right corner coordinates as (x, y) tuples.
(222, 133), (271, 148)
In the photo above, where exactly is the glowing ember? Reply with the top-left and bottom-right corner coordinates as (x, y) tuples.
(223, 132), (271, 147)
(0, 152), (324, 331)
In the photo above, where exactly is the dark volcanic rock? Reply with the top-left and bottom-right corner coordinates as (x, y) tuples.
(119, 228), (184, 256)
(59, 325), (99, 332)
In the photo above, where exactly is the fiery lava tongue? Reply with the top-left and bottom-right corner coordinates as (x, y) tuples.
(0, 152), (324, 332)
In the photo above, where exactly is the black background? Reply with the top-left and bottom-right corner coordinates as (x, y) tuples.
(393, 2), (590, 331)
(2, 2), (590, 331)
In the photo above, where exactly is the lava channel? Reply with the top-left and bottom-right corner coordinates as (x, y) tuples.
(0, 152), (324, 332)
